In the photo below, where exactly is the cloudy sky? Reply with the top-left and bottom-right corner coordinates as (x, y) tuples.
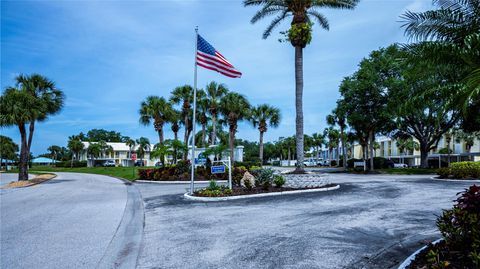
(1, 0), (432, 155)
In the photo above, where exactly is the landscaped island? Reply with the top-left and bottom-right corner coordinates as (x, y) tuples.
(437, 161), (480, 180)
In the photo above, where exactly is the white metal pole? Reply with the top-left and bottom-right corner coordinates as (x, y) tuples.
(228, 156), (232, 190)
(190, 26), (198, 195)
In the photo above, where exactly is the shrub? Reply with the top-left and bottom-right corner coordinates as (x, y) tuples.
(234, 160), (261, 169)
(347, 158), (363, 168)
(207, 180), (219, 191)
(232, 166), (247, 186)
(437, 167), (451, 178)
(330, 160), (337, 167)
(196, 182), (232, 197)
(55, 160), (87, 168)
(273, 175), (286, 188)
(175, 160), (191, 175)
(450, 162), (480, 179)
(251, 168), (274, 187)
(435, 185), (480, 267)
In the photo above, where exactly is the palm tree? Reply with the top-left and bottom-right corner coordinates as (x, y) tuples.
(327, 101), (348, 168)
(311, 132), (325, 161)
(136, 137), (150, 164)
(0, 74), (64, 180)
(401, 0), (480, 111)
(220, 92), (251, 163)
(324, 127), (340, 166)
(455, 130), (479, 160)
(0, 135), (19, 169)
(245, 0), (359, 172)
(165, 139), (188, 164)
(196, 89), (210, 147)
(167, 108), (182, 141)
(139, 96), (172, 145)
(125, 138), (136, 158)
(67, 138), (84, 167)
(250, 104), (281, 164)
(205, 81), (229, 145)
(170, 85), (194, 159)
(47, 145), (62, 162)
(150, 143), (171, 166)
(87, 143), (101, 160)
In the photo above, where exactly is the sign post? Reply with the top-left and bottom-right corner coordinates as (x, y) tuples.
(211, 156), (232, 189)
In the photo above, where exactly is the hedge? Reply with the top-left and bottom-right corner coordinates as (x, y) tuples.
(437, 161), (480, 179)
(55, 160), (87, 168)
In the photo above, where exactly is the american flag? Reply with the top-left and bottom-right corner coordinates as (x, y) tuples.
(196, 35), (242, 78)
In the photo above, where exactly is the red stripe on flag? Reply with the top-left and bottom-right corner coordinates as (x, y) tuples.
(196, 55), (242, 76)
(197, 51), (234, 68)
(197, 62), (241, 78)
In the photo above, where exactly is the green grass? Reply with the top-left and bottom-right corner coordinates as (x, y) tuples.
(4, 166), (147, 181)
(376, 168), (438, 175)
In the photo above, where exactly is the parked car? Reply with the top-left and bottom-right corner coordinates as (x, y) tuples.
(103, 160), (116, 167)
(134, 160), (145, 167)
(154, 162), (162, 167)
(393, 163), (408, 168)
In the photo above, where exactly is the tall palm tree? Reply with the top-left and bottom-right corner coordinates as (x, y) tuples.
(220, 92), (251, 163)
(250, 104), (281, 164)
(170, 85), (194, 159)
(67, 138), (84, 168)
(196, 89), (210, 147)
(47, 145), (62, 162)
(205, 81), (229, 145)
(0, 74), (64, 180)
(245, 0), (359, 172)
(139, 96), (172, 145)
(311, 132), (326, 161)
(167, 108), (182, 141)
(136, 137), (150, 163)
(125, 138), (136, 159)
(87, 143), (101, 160)
(327, 101), (348, 168)
(324, 127), (340, 166)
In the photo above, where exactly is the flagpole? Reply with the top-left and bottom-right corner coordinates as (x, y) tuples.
(190, 26), (198, 195)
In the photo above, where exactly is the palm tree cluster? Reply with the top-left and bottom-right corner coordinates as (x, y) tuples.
(0, 74), (64, 180)
(139, 81), (281, 164)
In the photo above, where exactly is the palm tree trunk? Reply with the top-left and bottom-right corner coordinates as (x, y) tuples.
(201, 124), (206, 147)
(18, 124), (29, 181)
(259, 131), (264, 165)
(229, 128), (235, 163)
(336, 146), (340, 167)
(27, 121), (35, 153)
(294, 46), (304, 172)
(183, 115), (189, 160)
(341, 127), (347, 168)
(158, 128), (164, 145)
(211, 114), (217, 146)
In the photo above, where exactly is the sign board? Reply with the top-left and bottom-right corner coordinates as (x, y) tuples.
(211, 165), (226, 174)
(131, 153), (137, 161)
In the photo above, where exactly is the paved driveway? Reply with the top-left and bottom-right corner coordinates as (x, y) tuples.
(136, 174), (476, 269)
(0, 172), (143, 269)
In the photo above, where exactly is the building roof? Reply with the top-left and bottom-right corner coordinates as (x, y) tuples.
(81, 142), (153, 152)
(32, 157), (58, 163)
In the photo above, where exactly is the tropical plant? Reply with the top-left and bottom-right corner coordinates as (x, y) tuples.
(250, 104), (281, 164)
(395, 137), (420, 155)
(196, 89), (210, 147)
(205, 81), (228, 145)
(125, 138), (136, 159)
(401, 0), (480, 131)
(324, 127), (340, 166)
(311, 132), (325, 161)
(0, 74), (64, 180)
(327, 100), (348, 168)
(165, 139), (188, 164)
(245, 0), (359, 172)
(170, 85), (194, 159)
(68, 138), (85, 168)
(150, 143), (171, 166)
(0, 135), (19, 167)
(87, 143), (101, 159)
(139, 96), (172, 144)
(220, 92), (251, 163)
(47, 145), (62, 162)
(136, 137), (150, 161)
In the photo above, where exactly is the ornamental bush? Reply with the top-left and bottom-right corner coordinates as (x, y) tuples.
(437, 161), (480, 179)
(273, 175), (286, 188)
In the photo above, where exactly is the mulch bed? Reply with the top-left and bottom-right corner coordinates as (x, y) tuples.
(2, 174), (56, 189)
(195, 183), (337, 197)
(406, 240), (472, 269)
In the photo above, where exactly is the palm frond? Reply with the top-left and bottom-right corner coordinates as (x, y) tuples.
(311, 0), (360, 10)
(263, 10), (290, 39)
(307, 10), (329, 30)
(251, 5), (287, 24)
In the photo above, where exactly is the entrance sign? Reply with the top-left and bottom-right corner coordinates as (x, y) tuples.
(211, 165), (226, 174)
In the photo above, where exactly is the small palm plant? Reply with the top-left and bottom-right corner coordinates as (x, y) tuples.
(220, 92), (251, 162)
(136, 137), (151, 163)
(250, 104), (281, 164)
(244, 0), (359, 172)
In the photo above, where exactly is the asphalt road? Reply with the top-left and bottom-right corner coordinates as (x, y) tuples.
(0, 172), (143, 269)
(135, 174), (476, 269)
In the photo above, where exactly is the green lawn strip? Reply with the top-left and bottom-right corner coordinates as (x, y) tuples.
(3, 166), (148, 181)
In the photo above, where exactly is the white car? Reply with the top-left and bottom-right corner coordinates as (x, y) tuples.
(394, 163), (408, 168)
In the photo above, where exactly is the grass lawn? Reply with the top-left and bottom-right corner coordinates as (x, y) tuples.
(3, 166), (146, 181)
(376, 168), (438, 175)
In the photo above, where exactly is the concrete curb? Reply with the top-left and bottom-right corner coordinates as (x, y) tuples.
(135, 180), (227, 184)
(96, 176), (144, 269)
(1, 173), (57, 189)
(429, 176), (480, 182)
(183, 184), (340, 202)
(397, 239), (442, 269)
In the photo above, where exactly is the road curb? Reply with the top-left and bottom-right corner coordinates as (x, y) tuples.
(96, 176), (144, 269)
(397, 239), (442, 269)
(183, 184), (340, 202)
(429, 176), (480, 182)
(135, 180), (227, 184)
